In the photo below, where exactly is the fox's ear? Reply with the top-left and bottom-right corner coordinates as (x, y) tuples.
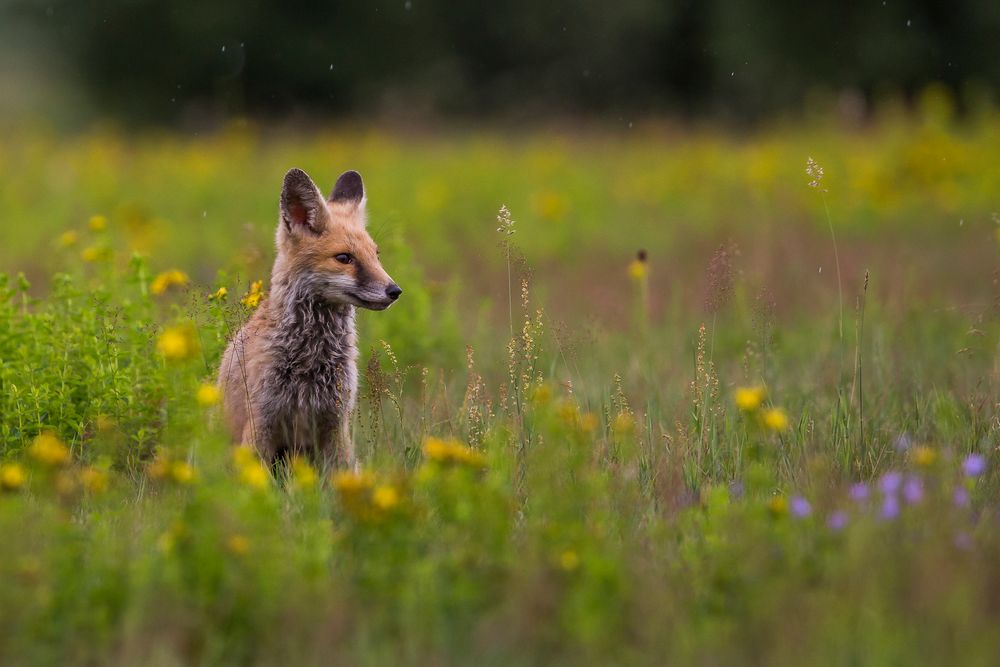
(280, 168), (328, 235)
(329, 170), (365, 207)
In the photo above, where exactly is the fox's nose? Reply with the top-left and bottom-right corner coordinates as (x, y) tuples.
(385, 283), (402, 301)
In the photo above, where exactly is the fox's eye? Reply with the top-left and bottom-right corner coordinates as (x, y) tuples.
(334, 253), (353, 265)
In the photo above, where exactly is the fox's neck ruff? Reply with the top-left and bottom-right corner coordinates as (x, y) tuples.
(268, 274), (358, 366)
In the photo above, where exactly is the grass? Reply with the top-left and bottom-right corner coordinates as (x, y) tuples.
(1, 102), (1000, 665)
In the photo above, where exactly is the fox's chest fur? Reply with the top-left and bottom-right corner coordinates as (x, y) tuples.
(255, 295), (358, 460)
(221, 290), (359, 465)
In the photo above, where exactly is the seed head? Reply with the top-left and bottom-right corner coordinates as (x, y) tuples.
(496, 204), (516, 236)
(805, 157), (826, 191)
(704, 242), (737, 313)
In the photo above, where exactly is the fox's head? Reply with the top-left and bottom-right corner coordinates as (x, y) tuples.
(273, 168), (401, 310)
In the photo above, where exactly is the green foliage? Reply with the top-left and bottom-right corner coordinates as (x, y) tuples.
(0, 122), (999, 664)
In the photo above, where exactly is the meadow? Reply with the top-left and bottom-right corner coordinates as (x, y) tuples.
(1, 91), (1000, 665)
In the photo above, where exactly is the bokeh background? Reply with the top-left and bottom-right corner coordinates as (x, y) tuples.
(3, 0), (1000, 125)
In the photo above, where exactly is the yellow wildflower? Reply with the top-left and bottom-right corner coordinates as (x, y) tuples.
(331, 470), (375, 497)
(559, 550), (580, 572)
(331, 470), (377, 518)
(241, 279), (264, 308)
(579, 412), (599, 433)
(422, 437), (449, 461)
(0, 463), (27, 492)
(628, 250), (648, 281)
(81, 245), (103, 263)
(239, 461), (270, 490)
(421, 437), (486, 468)
(156, 324), (199, 362)
(210, 286), (228, 300)
(80, 466), (109, 494)
(762, 408), (790, 433)
(232, 446), (258, 469)
(735, 385), (766, 412)
(150, 269), (190, 295)
(912, 445), (937, 468)
(147, 451), (194, 485)
(196, 383), (220, 407)
(169, 461), (196, 485)
(767, 494), (788, 517)
(372, 485), (400, 511)
(291, 456), (318, 490)
(88, 214), (108, 231)
(29, 432), (71, 467)
(226, 534), (251, 556)
(58, 230), (79, 247)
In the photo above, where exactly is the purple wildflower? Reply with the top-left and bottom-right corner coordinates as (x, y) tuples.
(880, 495), (900, 521)
(902, 476), (924, 505)
(894, 433), (913, 452)
(790, 496), (812, 518)
(953, 486), (970, 508)
(879, 471), (903, 496)
(962, 454), (986, 478)
(849, 482), (869, 502)
(826, 510), (848, 531)
(954, 532), (973, 551)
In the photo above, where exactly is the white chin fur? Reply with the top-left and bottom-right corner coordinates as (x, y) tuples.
(304, 273), (391, 310)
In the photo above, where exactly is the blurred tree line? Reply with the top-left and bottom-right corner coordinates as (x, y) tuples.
(3, 0), (999, 125)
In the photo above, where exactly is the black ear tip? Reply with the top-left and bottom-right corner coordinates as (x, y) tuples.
(330, 170), (365, 203)
(284, 168), (312, 187)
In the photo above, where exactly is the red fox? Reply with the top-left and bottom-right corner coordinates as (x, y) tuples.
(218, 168), (401, 467)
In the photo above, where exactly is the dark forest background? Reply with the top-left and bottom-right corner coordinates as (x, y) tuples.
(2, 0), (999, 126)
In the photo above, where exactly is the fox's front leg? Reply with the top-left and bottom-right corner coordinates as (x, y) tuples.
(332, 417), (357, 471)
(240, 407), (278, 463)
